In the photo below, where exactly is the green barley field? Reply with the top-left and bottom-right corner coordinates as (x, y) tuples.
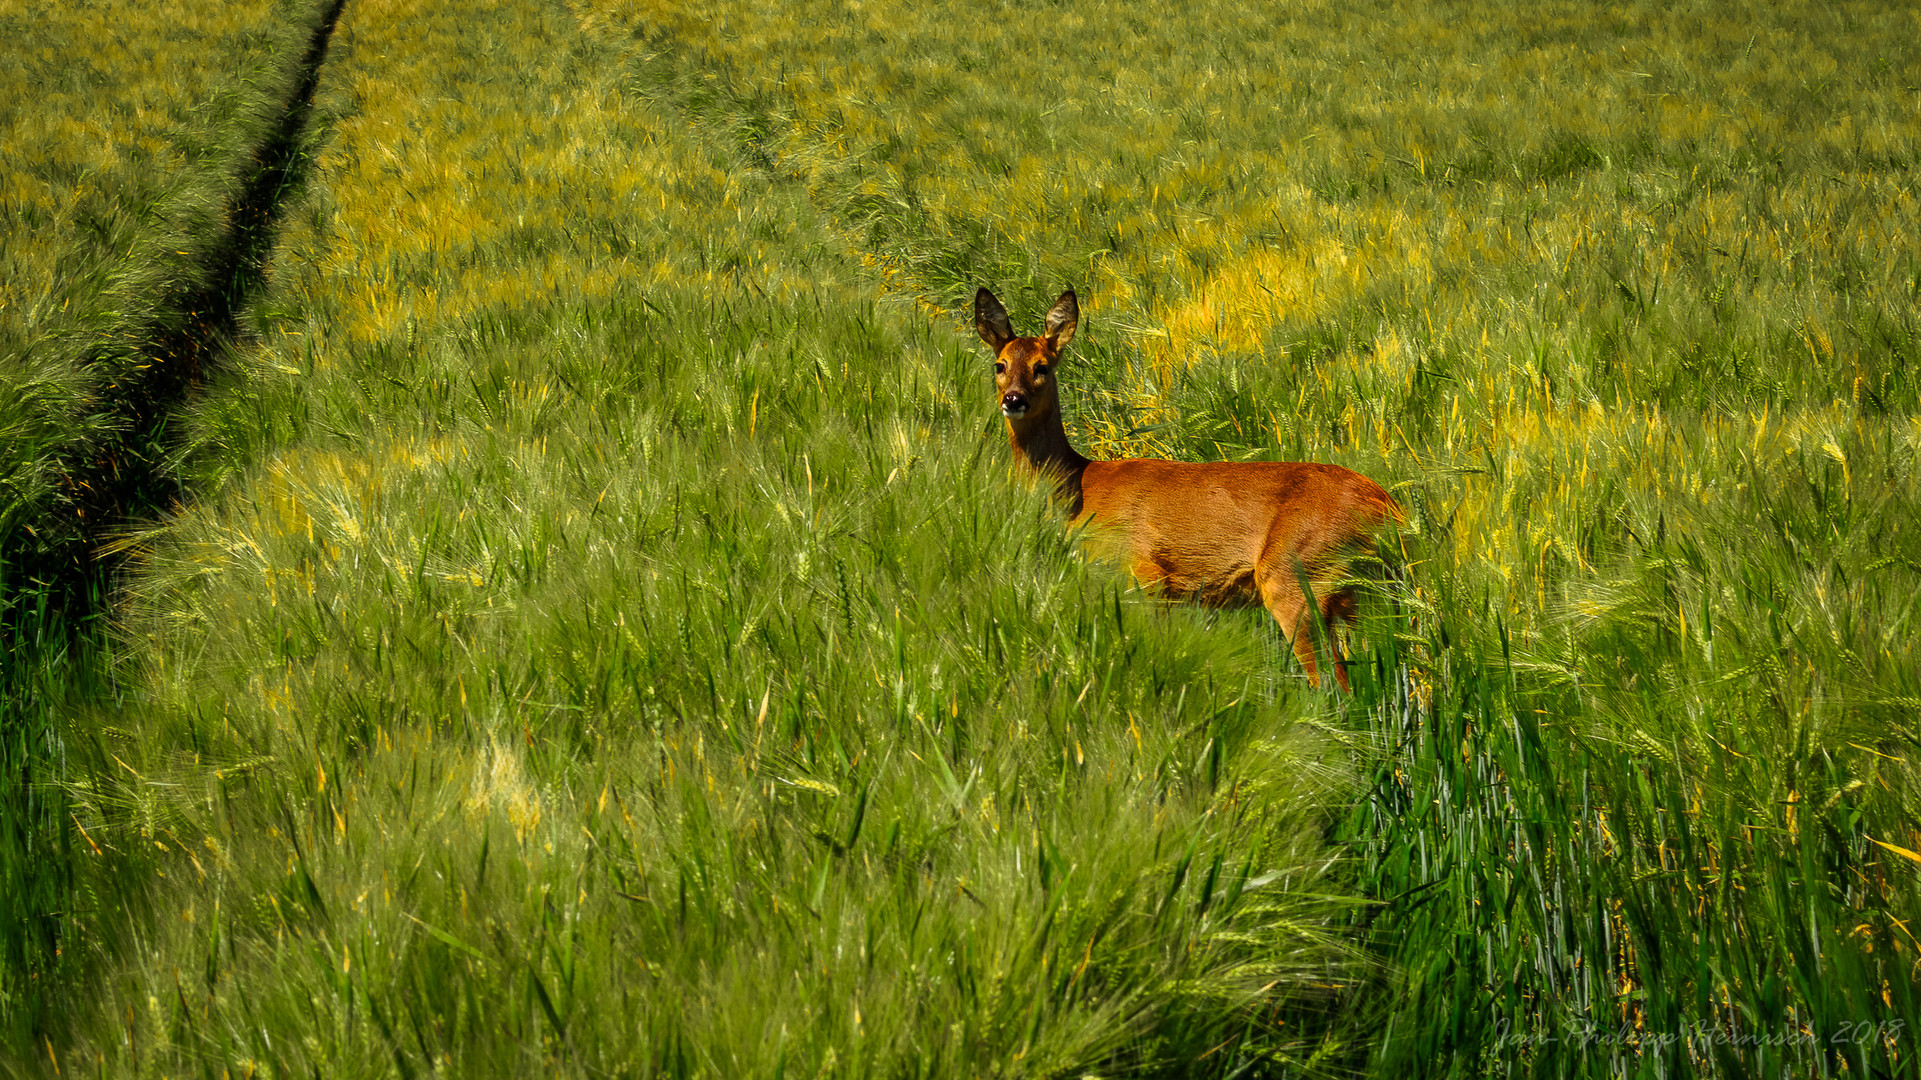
(3, 0), (1917, 1075)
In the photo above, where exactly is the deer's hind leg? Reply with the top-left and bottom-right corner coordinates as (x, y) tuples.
(1253, 561), (1350, 691)
(1317, 583), (1357, 692)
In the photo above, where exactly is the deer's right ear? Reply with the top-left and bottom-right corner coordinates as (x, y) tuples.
(974, 288), (1015, 353)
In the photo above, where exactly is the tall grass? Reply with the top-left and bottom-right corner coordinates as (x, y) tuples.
(1, 0), (343, 1050)
(7, 0), (1917, 1074)
(1335, 445), (1920, 1074)
(606, 0), (1921, 1070)
(0, 0), (282, 357)
(1, 0), (281, 603)
(24, 2), (1365, 1074)
(59, 288), (1362, 1076)
(1, 0), (340, 582)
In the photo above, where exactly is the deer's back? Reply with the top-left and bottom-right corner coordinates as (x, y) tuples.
(1074, 459), (1399, 602)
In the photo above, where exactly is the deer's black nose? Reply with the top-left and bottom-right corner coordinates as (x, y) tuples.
(1001, 391), (1029, 418)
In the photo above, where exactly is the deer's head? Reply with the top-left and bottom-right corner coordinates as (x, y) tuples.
(975, 288), (1078, 427)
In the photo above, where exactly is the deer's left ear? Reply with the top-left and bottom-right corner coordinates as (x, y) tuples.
(1043, 290), (1079, 350)
(975, 288), (1016, 353)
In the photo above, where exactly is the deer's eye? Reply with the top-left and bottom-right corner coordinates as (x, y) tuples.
(1033, 364), (1049, 379)
(994, 362), (1006, 375)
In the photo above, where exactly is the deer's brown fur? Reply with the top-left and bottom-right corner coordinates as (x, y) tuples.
(978, 287), (1401, 690)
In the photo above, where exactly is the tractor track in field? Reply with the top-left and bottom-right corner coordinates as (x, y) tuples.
(31, 0), (349, 611)
(2, 1), (348, 1038)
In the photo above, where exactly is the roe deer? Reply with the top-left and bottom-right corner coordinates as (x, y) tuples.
(976, 287), (1401, 691)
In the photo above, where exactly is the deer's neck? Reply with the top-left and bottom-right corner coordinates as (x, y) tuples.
(1007, 410), (1092, 516)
